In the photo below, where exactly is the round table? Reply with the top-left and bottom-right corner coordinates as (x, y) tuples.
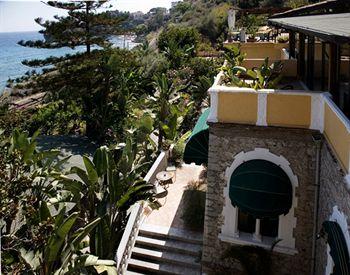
(156, 171), (173, 188)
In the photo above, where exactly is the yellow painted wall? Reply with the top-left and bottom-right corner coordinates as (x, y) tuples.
(217, 92), (257, 124)
(267, 94), (311, 128)
(324, 104), (350, 172)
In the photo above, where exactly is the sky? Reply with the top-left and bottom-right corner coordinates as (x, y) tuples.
(0, 0), (174, 33)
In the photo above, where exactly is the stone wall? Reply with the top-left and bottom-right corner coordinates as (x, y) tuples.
(315, 143), (350, 275)
(202, 123), (319, 275)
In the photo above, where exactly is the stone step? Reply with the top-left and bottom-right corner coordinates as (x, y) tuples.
(135, 235), (202, 256)
(132, 247), (201, 269)
(139, 224), (203, 245)
(127, 258), (201, 275)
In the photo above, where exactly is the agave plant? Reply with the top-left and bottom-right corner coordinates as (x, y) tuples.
(59, 142), (155, 260)
(245, 58), (284, 89)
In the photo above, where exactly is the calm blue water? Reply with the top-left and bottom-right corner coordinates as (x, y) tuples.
(0, 31), (84, 93)
(0, 31), (135, 93)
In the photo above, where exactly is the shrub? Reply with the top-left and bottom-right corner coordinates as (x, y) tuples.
(158, 26), (199, 54)
(28, 100), (84, 135)
(199, 3), (231, 43)
(158, 26), (200, 68)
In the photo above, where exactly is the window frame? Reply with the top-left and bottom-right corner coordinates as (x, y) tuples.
(219, 148), (298, 255)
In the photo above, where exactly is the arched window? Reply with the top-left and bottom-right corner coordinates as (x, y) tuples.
(220, 148), (298, 255)
(229, 160), (293, 242)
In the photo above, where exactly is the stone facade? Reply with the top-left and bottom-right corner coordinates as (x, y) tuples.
(315, 143), (350, 275)
(203, 123), (320, 275)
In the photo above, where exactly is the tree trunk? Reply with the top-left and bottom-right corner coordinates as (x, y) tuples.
(85, 1), (91, 55)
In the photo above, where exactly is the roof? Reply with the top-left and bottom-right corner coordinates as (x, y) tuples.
(270, 0), (349, 19)
(269, 13), (350, 44)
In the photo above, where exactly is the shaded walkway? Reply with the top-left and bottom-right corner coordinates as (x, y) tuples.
(144, 163), (205, 231)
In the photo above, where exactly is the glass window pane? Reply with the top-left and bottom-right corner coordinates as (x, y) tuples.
(238, 209), (255, 233)
(260, 217), (278, 237)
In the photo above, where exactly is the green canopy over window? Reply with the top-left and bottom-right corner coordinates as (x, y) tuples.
(183, 109), (210, 165)
(229, 160), (293, 218)
(322, 221), (350, 275)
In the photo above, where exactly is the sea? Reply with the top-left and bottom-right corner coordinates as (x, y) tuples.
(0, 31), (138, 94)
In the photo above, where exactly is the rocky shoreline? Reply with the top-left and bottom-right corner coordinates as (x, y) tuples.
(0, 86), (46, 110)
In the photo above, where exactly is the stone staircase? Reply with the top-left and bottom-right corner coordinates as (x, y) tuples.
(126, 224), (203, 275)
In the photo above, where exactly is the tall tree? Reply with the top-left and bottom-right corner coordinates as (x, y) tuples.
(17, 1), (129, 140)
(19, 1), (126, 54)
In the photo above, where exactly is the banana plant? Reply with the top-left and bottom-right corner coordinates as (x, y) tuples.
(161, 103), (192, 143)
(17, 202), (114, 275)
(59, 143), (155, 259)
(152, 73), (188, 149)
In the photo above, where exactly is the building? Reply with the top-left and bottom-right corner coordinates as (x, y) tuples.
(183, 5), (350, 275)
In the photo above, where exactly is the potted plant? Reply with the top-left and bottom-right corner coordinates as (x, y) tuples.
(247, 25), (258, 42)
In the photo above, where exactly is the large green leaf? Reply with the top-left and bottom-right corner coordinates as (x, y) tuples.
(93, 146), (109, 177)
(59, 176), (83, 199)
(19, 248), (42, 270)
(246, 69), (257, 80)
(60, 217), (102, 269)
(83, 156), (98, 184)
(39, 201), (52, 222)
(46, 212), (78, 262)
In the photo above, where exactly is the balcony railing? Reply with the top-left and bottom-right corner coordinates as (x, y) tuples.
(115, 150), (171, 274)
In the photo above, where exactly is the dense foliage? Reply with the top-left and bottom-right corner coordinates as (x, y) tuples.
(1, 1), (222, 273)
(0, 130), (156, 274)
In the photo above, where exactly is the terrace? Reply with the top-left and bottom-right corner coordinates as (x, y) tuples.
(208, 13), (350, 177)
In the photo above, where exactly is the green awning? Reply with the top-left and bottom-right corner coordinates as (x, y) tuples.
(183, 109), (210, 165)
(229, 160), (293, 218)
(322, 221), (350, 275)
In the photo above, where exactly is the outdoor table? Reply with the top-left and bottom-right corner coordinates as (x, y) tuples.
(156, 171), (173, 188)
(154, 185), (168, 199)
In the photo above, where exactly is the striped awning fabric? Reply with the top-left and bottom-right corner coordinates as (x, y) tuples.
(322, 221), (350, 275)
